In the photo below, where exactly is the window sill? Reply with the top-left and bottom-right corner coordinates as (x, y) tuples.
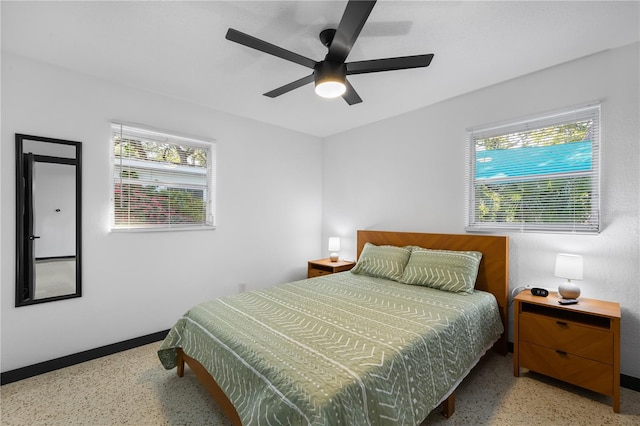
(110, 225), (216, 233)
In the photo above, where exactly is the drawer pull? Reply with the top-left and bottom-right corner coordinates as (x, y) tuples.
(555, 349), (568, 356)
(556, 321), (568, 326)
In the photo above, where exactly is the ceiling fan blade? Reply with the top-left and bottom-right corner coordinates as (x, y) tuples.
(226, 28), (317, 69)
(341, 79), (362, 105)
(263, 74), (315, 98)
(346, 54), (434, 75)
(328, 0), (376, 63)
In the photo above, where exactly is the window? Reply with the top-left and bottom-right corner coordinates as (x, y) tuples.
(465, 103), (600, 233)
(111, 123), (215, 230)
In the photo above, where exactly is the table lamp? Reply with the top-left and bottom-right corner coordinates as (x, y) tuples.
(554, 253), (583, 299)
(328, 237), (341, 262)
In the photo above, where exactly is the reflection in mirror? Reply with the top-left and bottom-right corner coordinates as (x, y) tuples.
(16, 134), (82, 306)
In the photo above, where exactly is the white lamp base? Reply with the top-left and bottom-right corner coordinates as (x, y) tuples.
(558, 280), (581, 299)
(329, 252), (339, 262)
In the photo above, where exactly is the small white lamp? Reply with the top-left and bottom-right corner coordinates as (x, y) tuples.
(554, 253), (583, 299)
(328, 237), (341, 262)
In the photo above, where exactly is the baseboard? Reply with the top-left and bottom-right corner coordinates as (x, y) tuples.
(507, 341), (639, 393)
(1, 329), (169, 385)
(621, 374), (640, 392)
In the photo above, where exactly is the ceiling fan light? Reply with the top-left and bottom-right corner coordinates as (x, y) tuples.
(315, 80), (346, 98)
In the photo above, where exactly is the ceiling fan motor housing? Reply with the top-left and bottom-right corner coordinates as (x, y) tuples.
(314, 60), (347, 86)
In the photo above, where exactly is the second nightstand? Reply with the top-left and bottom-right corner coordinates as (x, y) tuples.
(513, 290), (621, 412)
(307, 258), (355, 278)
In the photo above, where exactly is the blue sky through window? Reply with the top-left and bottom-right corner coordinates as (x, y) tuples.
(475, 141), (592, 180)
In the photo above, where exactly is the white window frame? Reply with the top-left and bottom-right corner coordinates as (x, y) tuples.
(465, 103), (601, 234)
(110, 122), (216, 232)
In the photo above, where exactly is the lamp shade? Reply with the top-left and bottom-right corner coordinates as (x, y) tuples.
(554, 253), (583, 299)
(554, 253), (583, 280)
(328, 237), (341, 252)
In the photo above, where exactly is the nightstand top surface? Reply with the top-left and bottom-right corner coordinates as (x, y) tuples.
(515, 289), (620, 318)
(308, 258), (355, 267)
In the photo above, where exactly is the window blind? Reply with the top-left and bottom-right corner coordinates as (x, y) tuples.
(111, 123), (215, 230)
(465, 103), (600, 233)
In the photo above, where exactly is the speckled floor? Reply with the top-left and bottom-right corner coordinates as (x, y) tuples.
(1, 343), (638, 425)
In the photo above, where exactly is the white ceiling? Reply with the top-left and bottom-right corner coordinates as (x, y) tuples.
(2, 1), (638, 137)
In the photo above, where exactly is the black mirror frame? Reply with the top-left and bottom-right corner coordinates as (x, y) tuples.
(15, 134), (82, 307)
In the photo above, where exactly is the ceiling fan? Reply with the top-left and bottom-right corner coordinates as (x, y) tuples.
(225, 0), (434, 105)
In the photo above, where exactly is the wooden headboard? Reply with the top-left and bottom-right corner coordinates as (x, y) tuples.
(357, 230), (509, 355)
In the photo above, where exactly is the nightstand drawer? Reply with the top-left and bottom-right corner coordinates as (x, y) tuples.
(519, 313), (612, 364)
(520, 341), (613, 395)
(308, 268), (331, 278)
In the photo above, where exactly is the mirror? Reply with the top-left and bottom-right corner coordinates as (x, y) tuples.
(15, 134), (82, 306)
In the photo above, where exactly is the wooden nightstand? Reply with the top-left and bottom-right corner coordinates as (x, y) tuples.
(307, 258), (355, 278)
(513, 290), (621, 412)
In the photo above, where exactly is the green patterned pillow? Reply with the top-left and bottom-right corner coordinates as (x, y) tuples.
(350, 243), (411, 281)
(399, 248), (483, 294)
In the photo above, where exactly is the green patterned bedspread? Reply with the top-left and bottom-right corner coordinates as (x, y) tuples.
(158, 272), (503, 425)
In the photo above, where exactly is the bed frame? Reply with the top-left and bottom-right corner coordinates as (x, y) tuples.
(176, 230), (509, 425)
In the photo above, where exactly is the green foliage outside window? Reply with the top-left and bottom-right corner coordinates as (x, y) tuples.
(475, 177), (592, 225)
(114, 184), (205, 225)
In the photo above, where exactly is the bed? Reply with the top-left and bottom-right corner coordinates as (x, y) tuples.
(158, 230), (509, 425)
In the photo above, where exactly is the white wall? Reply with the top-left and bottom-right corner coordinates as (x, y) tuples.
(1, 53), (323, 371)
(322, 43), (640, 379)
